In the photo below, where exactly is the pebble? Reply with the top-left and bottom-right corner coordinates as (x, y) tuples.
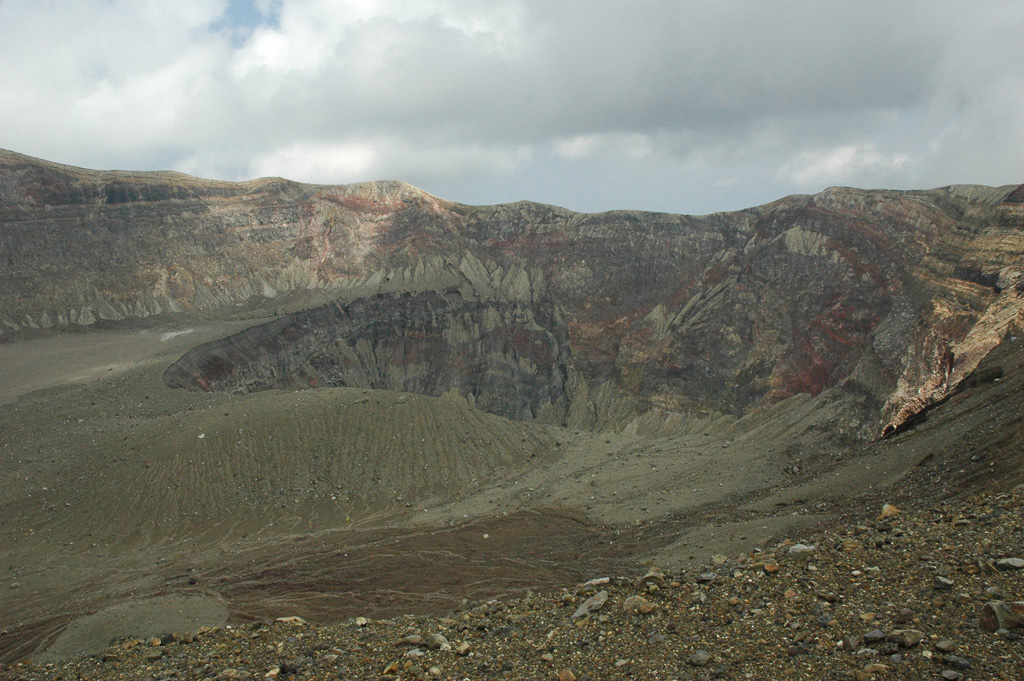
(996, 557), (1024, 570)
(863, 629), (885, 643)
(217, 670), (252, 680)
(788, 543), (816, 556)
(689, 650), (711, 667)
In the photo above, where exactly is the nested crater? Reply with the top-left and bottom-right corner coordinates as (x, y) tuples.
(164, 290), (572, 421)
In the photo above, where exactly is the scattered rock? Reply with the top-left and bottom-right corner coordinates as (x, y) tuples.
(639, 568), (667, 588)
(888, 629), (925, 647)
(861, 662), (889, 677)
(878, 504), (900, 521)
(581, 577), (610, 591)
(425, 633), (449, 650)
(571, 589), (608, 619)
(996, 557), (1024, 571)
(894, 608), (915, 624)
(980, 601), (1024, 632)
(978, 557), (1000, 574)
(217, 670), (252, 681)
(275, 616), (307, 626)
(689, 650), (711, 667)
(863, 629), (885, 643)
(622, 595), (656, 615)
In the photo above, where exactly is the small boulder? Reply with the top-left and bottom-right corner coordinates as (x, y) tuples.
(980, 601), (1024, 632)
(640, 568), (667, 588)
(888, 629), (925, 647)
(788, 543), (816, 557)
(217, 670), (252, 681)
(689, 650), (711, 667)
(877, 504), (900, 521)
(571, 589), (608, 620)
(623, 595), (656, 615)
(426, 633), (450, 651)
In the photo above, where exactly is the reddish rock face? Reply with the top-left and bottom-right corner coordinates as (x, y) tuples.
(3, 149), (1023, 437)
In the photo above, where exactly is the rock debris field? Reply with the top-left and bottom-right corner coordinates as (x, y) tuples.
(4, 487), (1024, 681)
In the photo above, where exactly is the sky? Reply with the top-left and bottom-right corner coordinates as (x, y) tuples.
(0, 0), (1022, 215)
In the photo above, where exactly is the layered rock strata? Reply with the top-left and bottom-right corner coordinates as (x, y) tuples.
(3, 149), (1023, 436)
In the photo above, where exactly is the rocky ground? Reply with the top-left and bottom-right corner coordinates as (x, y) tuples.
(4, 486), (1023, 681)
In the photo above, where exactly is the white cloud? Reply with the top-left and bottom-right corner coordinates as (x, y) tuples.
(242, 138), (531, 185)
(552, 133), (654, 160)
(776, 145), (911, 188)
(0, 0), (1021, 213)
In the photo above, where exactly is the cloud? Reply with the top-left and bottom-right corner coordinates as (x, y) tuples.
(243, 138), (531, 185)
(552, 133), (654, 161)
(0, 0), (1021, 213)
(777, 145), (911, 188)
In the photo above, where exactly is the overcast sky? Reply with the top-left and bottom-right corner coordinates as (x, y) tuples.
(1, 0), (1021, 214)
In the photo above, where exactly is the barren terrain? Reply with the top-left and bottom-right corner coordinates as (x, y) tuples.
(2, 152), (1023, 677)
(3, 318), (1023, 665)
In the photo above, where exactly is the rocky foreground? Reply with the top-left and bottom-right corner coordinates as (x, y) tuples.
(4, 488), (1024, 681)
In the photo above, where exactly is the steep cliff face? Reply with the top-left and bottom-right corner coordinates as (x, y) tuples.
(3, 149), (1023, 437)
(164, 290), (571, 422)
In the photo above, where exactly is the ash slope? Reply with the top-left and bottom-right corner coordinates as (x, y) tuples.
(3, 149), (1024, 438)
(9, 486), (1024, 681)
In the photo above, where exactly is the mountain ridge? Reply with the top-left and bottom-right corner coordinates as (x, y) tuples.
(2, 149), (1023, 439)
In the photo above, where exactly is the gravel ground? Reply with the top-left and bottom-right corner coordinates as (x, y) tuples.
(4, 487), (1023, 681)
